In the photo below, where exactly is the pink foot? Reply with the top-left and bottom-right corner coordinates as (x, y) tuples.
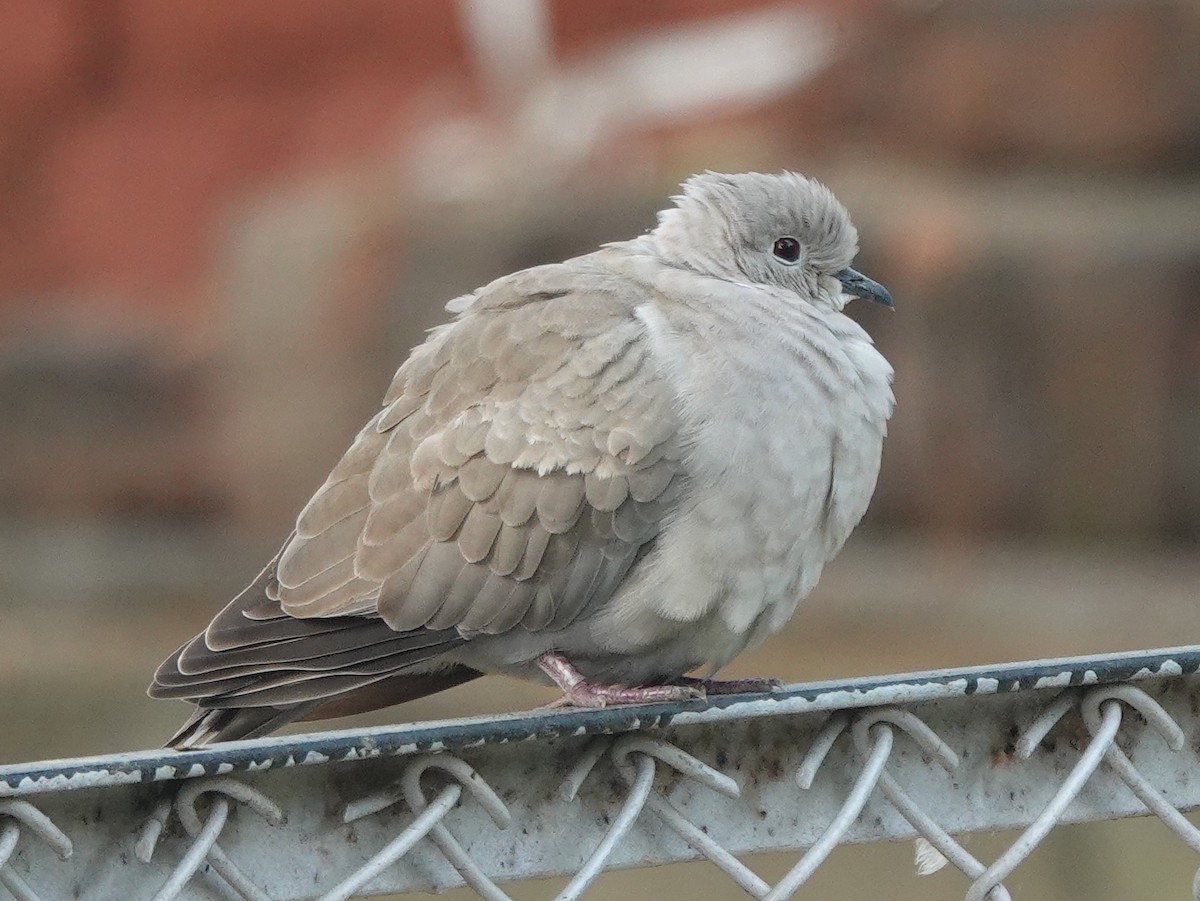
(536, 653), (705, 709)
(672, 676), (783, 696)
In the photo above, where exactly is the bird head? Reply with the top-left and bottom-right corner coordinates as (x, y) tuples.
(652, 171), (893, 311)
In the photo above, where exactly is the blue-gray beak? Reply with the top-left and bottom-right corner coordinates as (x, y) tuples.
(835, 267), (894, 308)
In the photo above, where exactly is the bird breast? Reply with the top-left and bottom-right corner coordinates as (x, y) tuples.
(615, 273), (894, 665)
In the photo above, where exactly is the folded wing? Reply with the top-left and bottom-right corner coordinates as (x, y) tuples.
(150, 262), (686, 742)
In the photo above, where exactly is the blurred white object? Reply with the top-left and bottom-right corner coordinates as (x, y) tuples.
(413, 2), (834, 201)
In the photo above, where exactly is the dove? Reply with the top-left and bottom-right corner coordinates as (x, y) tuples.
(150, 171), (895, 748)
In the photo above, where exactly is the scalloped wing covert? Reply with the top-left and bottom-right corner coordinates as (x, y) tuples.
(275, 266), (685, 637)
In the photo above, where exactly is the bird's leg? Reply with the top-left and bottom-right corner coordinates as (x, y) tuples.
(536, 652), (706, 708)
(670, 675), (783, 696)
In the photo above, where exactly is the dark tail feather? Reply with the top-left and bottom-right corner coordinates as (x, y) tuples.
(166, 665), (483, 749)
(297, 666), (483, 721)
(168, 704), (318, 749)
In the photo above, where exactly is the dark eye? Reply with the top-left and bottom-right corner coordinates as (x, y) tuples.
(772, 236), (801, 264)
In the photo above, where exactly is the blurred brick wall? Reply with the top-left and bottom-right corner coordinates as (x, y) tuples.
(1, 0), (1198, 543)
(843, 169), (1200, 543)
(863, 3), (1199, 170)
(0, 0), (475, 531)
(829, 0), (1200, 541)
(0, 0), (469, 306)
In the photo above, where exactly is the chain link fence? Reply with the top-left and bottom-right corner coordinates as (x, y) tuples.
(2, 647), (1199, 900)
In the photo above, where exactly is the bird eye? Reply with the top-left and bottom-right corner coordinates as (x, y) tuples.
(772, 236), (802, 264)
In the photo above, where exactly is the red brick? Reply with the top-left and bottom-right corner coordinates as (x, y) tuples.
(39, 94), (296, 295)
(876, 3), (1200, 168)
(0, 0), (482, 303)
(0, 0), (92, 301)
(286, 74), (416, 172)
(0, 0), (83, 109)
(119, 0), (468, 92)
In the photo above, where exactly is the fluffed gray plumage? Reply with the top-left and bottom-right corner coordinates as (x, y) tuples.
(150, 171), (895, 747)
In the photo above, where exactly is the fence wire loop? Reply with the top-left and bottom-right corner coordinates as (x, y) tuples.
(760, 711), (896, 900)
(1014, 690), (1078, 758)
(0, 866), (47, 901)
(400, 753), (512, 900)
(848, 707), (1011, 901)
(0, 823), (18, 872)
(565, 734), (764, 900)
(149, 793), (231, 901)
(796, 711), (851, 789)
(559, 749), (657, 901)
(318, 782), (463, 901)
(965, 690), (1129, 901)
(559, 737), (615, 802)
(0, 801), (72, 862)
(1079, 686), (1200, 899)
(136, 796), (176, 863)
(1080, 685), (1185, 751)
(0, 800), (73, 901)
(966, 684), (1196, 901)
(850, 708), (959, 771)
(330, 754), (513, 901)
(608, 734), (741, 799)
(147, 777), (283, 901)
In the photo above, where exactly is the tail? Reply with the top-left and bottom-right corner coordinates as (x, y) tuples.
(166, 666), (483, 748)
(151, 553), (479, 749)
(167, 705), (318, 748)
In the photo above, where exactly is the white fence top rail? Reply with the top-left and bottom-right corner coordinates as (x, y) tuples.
(3, 645), (1197, 799)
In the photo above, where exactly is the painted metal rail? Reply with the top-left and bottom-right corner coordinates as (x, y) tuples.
(2, 646), (1199, 900)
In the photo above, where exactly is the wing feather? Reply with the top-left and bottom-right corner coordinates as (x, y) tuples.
(494, 470), (540, 527)
(456, 505), (503, 563)
(425, 565), (489, 631)
(157, 263), (688, 724)
(427, 483), (473, 541)
(458, 575), (528, 632)
(535, 472), (587, 534)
